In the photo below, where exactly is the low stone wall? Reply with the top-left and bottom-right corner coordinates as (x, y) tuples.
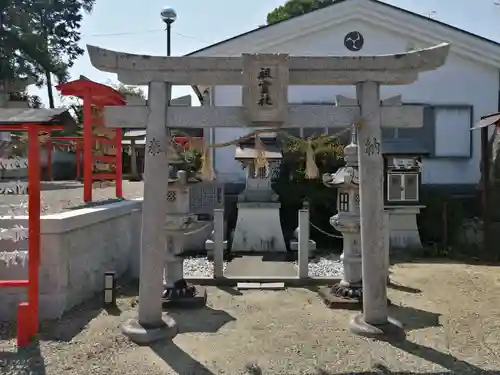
(0, 199), (142, 320)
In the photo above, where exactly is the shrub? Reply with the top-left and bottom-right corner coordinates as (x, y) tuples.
(273, 133), (345, 249)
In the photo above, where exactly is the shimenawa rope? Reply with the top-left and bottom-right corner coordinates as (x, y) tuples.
(172, 124), (354, 181)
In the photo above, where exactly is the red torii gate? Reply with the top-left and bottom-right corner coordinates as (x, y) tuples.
(56, 76), (125, 202)
(0, 108), (71, 346)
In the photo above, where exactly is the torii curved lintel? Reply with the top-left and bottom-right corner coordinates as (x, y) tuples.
(86, 43), (450, 86)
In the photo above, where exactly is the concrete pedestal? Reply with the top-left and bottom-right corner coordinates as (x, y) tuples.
(339, 231), (362, 285)
(122, 315), (177, 345)
(231, 202), (286, 252)
(386, 205), (424, 250)
(163, 256), (207, 308)
(162, 286), (208, 309)
(350, 314), (405, 340)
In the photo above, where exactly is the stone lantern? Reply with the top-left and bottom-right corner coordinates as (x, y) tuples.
(163, 164), (207, 307)
(322, 127), (362, 301)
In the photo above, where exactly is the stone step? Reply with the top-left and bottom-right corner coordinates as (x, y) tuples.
(225, 255), (296, 277)
(236, 282), (286, 290)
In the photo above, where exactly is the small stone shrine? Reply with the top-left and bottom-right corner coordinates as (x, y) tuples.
(383, 139), (427, 250)
(88, 42), (449, 343)
(322, 126), (362, 303)
(231, 134), (287, 252)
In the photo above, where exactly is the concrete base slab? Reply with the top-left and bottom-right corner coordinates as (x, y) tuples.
(225, 255), (296, 277)
(237, 282), (261, 290)
(317, 285), (362, 310)
(184, 276), (341, 286)
(349, 314), (405, 341)
(121, 315), (178, 345)
(162, 287), (207, 309)
(261, 282), (285, 290)
(237, 282), (285, 290)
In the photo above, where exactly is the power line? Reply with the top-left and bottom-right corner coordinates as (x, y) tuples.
(86, 29), (162, 37)
(84, 29), (213, 44)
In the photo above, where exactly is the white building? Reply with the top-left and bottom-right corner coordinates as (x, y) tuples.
(188, 0), (500, 193)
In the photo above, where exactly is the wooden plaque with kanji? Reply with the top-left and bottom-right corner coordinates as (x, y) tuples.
(242, 54), (289, 126)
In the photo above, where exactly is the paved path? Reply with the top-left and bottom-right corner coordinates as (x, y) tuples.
(224, 255), (297, 277)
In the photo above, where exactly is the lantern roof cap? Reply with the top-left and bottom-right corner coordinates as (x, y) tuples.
(322, 166), (359, 188)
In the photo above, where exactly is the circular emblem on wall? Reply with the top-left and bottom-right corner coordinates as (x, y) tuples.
(344, 31), (364, 51)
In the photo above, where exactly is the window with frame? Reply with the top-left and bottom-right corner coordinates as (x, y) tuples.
(338, 192), (349, 212)
(434, 106), (472, 158)
(387, 173), (419, 202)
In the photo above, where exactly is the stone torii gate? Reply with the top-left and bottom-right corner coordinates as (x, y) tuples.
(88, 43), (449, 343)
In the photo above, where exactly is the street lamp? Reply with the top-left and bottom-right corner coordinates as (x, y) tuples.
(160, 6), (177, 56)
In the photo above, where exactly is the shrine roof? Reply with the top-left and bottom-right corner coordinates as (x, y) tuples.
(0, 108), (77, 128)
(56, 75), (125, 107)
(326, 166), (359, 186)
(382, 139), (429, 156)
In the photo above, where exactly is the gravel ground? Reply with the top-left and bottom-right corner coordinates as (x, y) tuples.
(183, 257), (228, 278)
(293, 254), (344, 277)
(0, 180), (144, 215)
(1, 261), (500, 374)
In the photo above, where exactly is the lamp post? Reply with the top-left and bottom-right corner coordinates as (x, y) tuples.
(160, 6), (177, 56)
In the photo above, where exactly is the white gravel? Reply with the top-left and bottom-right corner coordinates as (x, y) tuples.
(183, 256), (228, 278)
(294, 254), (344, 277)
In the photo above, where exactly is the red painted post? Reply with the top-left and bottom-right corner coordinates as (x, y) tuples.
(27, 125), (41, 337)
(16, 303), (31, 346)
(115, 129), (123, 198)
(83, 90), (93, 202)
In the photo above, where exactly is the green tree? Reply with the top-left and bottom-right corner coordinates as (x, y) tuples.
(267, 0), (336, 25)
(0, 1), (96, 107)
(9, 91), (43, 108)
(0, 1), (59, 84)
(32, 0), (96, 108)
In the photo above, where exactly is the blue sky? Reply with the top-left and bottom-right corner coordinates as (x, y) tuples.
(28, 0), (500, 106)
